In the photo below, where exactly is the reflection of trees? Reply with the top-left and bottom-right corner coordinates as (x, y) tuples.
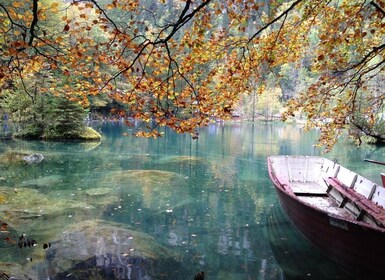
(187, 122), (312, 159)
(209, 159), (237, 190)
(113, 122), (283, 276)
(277, 124), (302, 142)
(0, 122), (300, 277)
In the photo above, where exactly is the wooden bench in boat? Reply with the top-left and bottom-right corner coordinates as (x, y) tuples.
(291, 181), (328, 197)
(324, 177), (385, 227)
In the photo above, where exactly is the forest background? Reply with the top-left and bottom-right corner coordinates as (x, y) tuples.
(0, 0), (384, 150)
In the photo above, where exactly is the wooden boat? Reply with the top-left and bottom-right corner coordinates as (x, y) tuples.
(267, 155), (385, 278)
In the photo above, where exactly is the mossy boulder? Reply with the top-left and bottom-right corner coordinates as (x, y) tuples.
(43, 220), (188, 279)
(77, 127), (102, 141)
(0, 151), (31, 165)
(0, 186), (119, 242)
(100, 169), (188, 210)
(13, 126), (101, 141)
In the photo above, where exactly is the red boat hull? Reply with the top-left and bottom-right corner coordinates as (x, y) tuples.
(274, 184), (385, 278)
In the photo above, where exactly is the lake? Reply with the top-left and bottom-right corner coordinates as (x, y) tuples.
(1, 121), (385, 279)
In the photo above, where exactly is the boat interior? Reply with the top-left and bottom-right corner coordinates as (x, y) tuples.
(269, 156), (385, 228)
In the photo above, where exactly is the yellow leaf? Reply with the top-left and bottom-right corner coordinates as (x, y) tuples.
(13, 2), (23, 8)
(51, 2), (59, 9)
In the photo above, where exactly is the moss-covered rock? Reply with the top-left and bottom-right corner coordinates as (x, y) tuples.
(43, 220), (188, 279)
(0, 186), (118, 242)
(78, 126), (102, 141)
(100, 169), (188, 210)
(13, 126), (101, 141)
(0, 151), (31, 165)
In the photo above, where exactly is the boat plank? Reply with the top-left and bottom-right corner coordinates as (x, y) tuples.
(291, 182), (328, 196)
(353, 175), (376, 199)
(335, 166), (357, 188)
(372, 186), (385, 208)
(324, 177), (385, 227)
(298, 196), (355, 219)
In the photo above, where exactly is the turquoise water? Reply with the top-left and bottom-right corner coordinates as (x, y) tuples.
(1, 122), (385, 279)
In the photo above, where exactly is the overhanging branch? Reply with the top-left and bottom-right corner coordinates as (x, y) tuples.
(156, 0), (213, 44)
(28, 0), (39, 46)
(371, 1), (385, 17)
(248, 0), (303, 43)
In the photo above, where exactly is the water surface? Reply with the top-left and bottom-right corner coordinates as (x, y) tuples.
(1, 122), (384, 279)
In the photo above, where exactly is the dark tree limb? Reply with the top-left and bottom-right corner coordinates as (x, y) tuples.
(248, 0), (303, 43)
(335, 43), (385, 74)
(98, 0), (213, 91)
(351, 121), (385, 142)
(87, 0), (122, 33)
(371, 1), (385, 17)
(155, 0), (213, 44)
(0, 4), (27, 32)
(28, 0), (39, 46)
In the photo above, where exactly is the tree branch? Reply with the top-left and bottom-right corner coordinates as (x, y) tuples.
(28, 0), (39, 46)
(248, 0), (303, 43)
(352, 121), (385, 142)
(371, 1), (385, 17)
(87, 0), (122, 33)
(99, 0), (213, 92)
(156, 0), (213, 44)
(335, 43), (385, 74)
(0, 4), (27, 32)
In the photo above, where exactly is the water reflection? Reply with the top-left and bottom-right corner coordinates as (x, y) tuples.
(0, 122), (381, 279)
(267, 202), (352, 280)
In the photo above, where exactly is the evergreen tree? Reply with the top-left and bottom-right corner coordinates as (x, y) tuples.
(44, 96), (87, 140)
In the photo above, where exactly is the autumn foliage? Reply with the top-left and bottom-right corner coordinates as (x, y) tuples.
(0, 0), (384, 148)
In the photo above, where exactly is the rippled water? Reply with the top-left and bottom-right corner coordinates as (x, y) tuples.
(1, 121), (385, 279)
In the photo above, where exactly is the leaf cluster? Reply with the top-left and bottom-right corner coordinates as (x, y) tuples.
(0, 0), (384, 148)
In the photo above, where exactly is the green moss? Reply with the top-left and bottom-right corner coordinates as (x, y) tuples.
(78, 127), (101, 140)
(14, 126), (101, 141)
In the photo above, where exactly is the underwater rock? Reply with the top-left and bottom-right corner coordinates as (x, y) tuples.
(0, 151), (32, 165)
(101, 169), (189, 210)
(0, 188), (130, 279)
(43, 220), (187, 279)
(84, 187), (114, 197)
(49, 187), (118, 207)
(0, 185), (121, 243)
(101, 169), (187, 195)
(23, 153), (44, 164)
(105, 169), (184, 185)
(0, 187), (96, 241)
(20, 174), (63, 188)
(159, 155), (205, 164)
(0, 262), (29, 280)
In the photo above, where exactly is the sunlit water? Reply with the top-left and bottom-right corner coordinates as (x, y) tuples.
(1, 121), (385, 279)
